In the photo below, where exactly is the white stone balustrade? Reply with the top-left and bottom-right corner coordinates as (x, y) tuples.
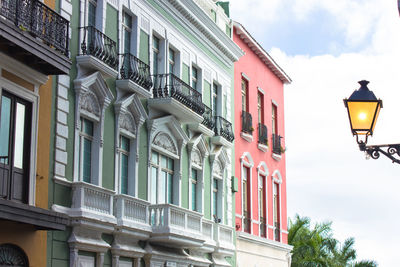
(202, 219), (214, 242)
(114, 194), (150, 225)
(214, 224), (235, 251)
(71, 182), (115, 222)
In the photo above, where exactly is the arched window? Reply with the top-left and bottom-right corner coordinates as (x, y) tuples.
(257, 162), (269, 238)
(114, 94), (147, 196)
(147, 116), (189, 206)
(0, 244), (29, 267)
(272, 170), (283, 242)
(210, 148), (229, 224)
(74, 72), (114, 186)
(240, 152), (254, 233)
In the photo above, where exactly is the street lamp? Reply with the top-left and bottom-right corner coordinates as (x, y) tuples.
(344, 80), (400, 164)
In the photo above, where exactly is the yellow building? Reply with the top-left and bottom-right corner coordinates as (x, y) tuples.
(0, 0), (71, 265)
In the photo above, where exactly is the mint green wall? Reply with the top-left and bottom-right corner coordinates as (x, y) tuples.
(182, 63), (190, 84)
(203, 80), (211, 107)
(139, 30), (149, 65)
(105, 4), (118, 43)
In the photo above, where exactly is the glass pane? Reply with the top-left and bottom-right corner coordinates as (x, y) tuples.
(167, 173), (173, 204)
(153, 36), (159, 50)
(121, 154), (128, 194)
(0, 96), (11, 164)
(88, 2), (96, 27)
(191, 169), (197, 181)
(83, 138), (92, 182)
(13, 103), (25, 169)
(168, 158), (174, 170)
(213, 190), (217, 217)
(169, 48), (174, 62)
(153, 51), (158, 75)
(192, 182), (196, 211)
(151, 167), (157, 204)
(160, 171), (166, 204)
(124, 29), (131, 54)
(161, 155), (167, 168)
(123, 12), (132, 29)
(120, 135), (130, 152)
(82, 118), (93, 136)
(151, 151), (158, 164)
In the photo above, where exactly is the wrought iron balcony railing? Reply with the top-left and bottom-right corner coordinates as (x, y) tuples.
(202, 105), (215, 130)
(80, 26), (118, 70)
(214, 116), (234, 142)
(241, 110), (253, 134)
(258, 123), (268, 146)
(260, 216), (267, 238)
(243, 212), (251, 233)
(272, 133), (282, 155)
(0, 0), (69, 56)
(119, 53), (152, 90)
(274, 222), (281, 242)
(152, 73), (205, 115)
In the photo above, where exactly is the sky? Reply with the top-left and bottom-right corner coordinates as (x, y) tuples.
(229, 0), (400, 266)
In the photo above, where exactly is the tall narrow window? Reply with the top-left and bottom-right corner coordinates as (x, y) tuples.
(212, 83), (218, 116)
(152, 36), (160, 75)
(168, 48), (175, 75)
(273, 182), (280, 241)
(212, 178), (218, 218)
(122, 12), (132, 54)
(242, 167), (250, 233)
(150, 151), (174, 204)
(79, 118), (93, 183)
(257, 92), (264, 124)
(0, 91), (31, 203)
(88, 0), (97, 27)
(191, 169), (198, 211)
(192, 66), (198, 90)
(119, 135), (130, 194)
(258, 175), (266, 237)
(241, 79), (248, 112)
(272, 104), (278, 135)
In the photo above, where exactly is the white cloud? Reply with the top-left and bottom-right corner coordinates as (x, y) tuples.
(230, 0), (400, 266)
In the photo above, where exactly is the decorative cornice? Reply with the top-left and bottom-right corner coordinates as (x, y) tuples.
(148, 0), (243, 65)
(237, 231), (293, 252)
(233, 21), (292, 84)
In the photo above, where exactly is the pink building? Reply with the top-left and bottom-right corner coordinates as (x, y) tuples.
(233, 22), (293, 266)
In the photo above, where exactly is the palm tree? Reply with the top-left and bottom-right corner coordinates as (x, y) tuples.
(288, 215), (378, 267)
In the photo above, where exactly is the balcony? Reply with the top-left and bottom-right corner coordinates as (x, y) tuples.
(258, 123), (268, 152)
(70, 182), (116, 224)
(116, 53), (153, 99)
(240, 111), (253, 142)
(274, 222), (281, 242)
(214, 224), (235, 252)
(148, 73), (205, 123)
(188, 105), (215, 136)
(260, 216), (267, 238)
(114, 194), (151, 239)
(211, 116), (234, 147)
(272, 134), (283, 160)
(243, 213), (251, 234)
(148, 204), (205, 248)
(77, 26), (118, 78)
(0, 0), (71, 74)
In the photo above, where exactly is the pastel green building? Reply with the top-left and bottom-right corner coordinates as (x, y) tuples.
(48, 0), (242, 266)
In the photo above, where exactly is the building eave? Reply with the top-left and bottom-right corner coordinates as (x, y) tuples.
(233, 21), (292, 84)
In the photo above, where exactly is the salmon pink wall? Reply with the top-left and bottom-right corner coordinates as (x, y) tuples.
(233, 26), (288, 244)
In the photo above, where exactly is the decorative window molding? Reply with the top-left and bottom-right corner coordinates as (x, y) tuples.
(73, 72), (114, 186)
(272, 169), (283, 242)
(210, 147), (229, 224)
(240, 152), (254, 234)
(187, 134), (209, 214)
(257, 161), (269, 238)
(147, 115), (189, 206)
(114, 94), (147, 196)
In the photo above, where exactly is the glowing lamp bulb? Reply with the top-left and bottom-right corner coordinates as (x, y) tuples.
(358, 112), (367, 120)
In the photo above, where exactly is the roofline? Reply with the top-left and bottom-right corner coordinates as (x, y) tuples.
(233, 21), (292, 84)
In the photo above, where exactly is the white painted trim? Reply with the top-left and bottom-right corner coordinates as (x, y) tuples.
(237, 231), (293, 252)
(272, 99), (279, 107)
(257, 86), (265, 95)
(240, 132), (253, 143)
(240, 152), (254, 234)
(0, 78), (39, 206)
(241, 72), (250, 81)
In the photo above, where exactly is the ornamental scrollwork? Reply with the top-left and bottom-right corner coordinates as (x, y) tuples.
(153, 132), (177, 155)
(364, 144), (400, 164)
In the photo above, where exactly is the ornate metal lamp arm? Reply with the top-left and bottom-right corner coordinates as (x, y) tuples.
(358, 143), (400, 164)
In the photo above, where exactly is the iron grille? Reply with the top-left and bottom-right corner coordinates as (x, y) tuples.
(80, 26), (118, 70)
(258, 123), (268, 146)
(241, 110), (253, 134)
(202, 105), (215, 130)
(120, 53), (152, 90)
(214, 116), (234, 142)
(243, 211), (251, 233)
(274, 222), (281, 242)
(0, 0), (69, 56)
(151, 73), (205, 115)
(260, 216), (267, 238)
(272, 134), (282, 155)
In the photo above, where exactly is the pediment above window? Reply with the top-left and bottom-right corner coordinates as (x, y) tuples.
(115, 94), (148, 138)
(80, 91), (101, 121)
(153, 132), (177, 155)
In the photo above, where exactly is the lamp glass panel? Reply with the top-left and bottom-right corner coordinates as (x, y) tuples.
(347, 101), (380, 135)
